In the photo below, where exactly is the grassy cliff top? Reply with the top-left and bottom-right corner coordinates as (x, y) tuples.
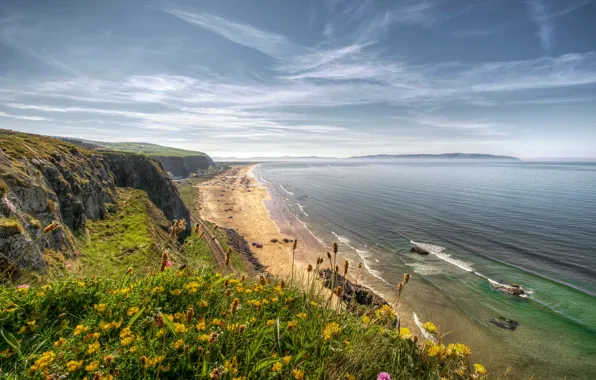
(94, 142), (208, 158)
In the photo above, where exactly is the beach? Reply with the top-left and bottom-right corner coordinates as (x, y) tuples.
(198, 164), (330, 278)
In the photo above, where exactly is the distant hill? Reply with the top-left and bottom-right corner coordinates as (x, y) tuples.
(213, 156), (338, 162)
(64, 140), (209, 158)
(350, 153), (520, 160)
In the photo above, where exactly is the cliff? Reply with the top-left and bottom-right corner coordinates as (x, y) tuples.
(155, 155), (214, 178)
(0, 130), (190, 277)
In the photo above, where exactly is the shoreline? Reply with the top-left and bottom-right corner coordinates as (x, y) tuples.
(198, 164), (418, 329)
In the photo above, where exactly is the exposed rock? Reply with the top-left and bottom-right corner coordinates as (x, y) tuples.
(318, 268), (388, 308)
(156, 155), (215, 178)
(103, 152), (191, 233)
(410, 246), (429, 254)
(222, 227), (266, 272)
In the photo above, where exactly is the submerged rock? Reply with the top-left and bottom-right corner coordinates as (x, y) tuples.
(489, 316), (519, 331)
(410, 246), (429, 254)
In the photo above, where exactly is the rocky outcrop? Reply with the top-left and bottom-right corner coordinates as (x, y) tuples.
(156, 155), (215, 178)
(223, 227), (266, 272)
(319, 269), (388, 308)
(103, 152), (191, 232)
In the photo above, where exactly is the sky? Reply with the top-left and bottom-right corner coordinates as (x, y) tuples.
(1, 0), (595, 159)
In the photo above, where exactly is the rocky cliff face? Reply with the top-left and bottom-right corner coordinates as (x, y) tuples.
(156, 155), (215, 178)
(103, 152), (191, 230)
(0, 130), (190, 276)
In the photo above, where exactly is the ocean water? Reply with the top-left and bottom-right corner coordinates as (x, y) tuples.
(254, 160), (596, 379)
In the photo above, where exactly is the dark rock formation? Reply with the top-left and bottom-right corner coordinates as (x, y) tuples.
(489, 317), (519, 331)
(156, 155), (215, 178)
(103, 152), (191, 232)
(410, 246), (429, 254)
(318, 268), (388, 308)
(222, 227), (265, 272)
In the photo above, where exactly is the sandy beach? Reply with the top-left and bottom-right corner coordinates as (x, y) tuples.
(198, 165), (331, 278)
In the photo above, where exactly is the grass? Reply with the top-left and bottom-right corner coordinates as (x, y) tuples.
(95, 142), (208, 158)
(0, 259), (485, 379)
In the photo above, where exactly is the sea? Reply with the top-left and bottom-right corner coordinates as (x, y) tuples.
(252, 160), (596, 379)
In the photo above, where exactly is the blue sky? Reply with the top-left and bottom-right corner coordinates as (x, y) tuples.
(1, 0), (595, 158)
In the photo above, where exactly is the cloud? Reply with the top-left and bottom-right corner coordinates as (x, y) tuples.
(525, 0), (553, 51)
(0, 111), (51, 121)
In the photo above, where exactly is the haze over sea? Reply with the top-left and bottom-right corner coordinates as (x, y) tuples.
(254, 160), (596, 379)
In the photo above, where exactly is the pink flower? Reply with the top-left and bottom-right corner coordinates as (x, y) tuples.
(166, 261), (173, 268)
(17, 284), (29, 289)
(377, 373), (391, 380)
(65, 260), (71, 269)
(74, 250), (81, 257)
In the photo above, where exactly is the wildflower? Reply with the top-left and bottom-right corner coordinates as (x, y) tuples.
(173, 339), (185, 349)
(129, 346), (137, 353)
(17, 284), (29, 292)
(283, 355), (292, 364)
(127, 307), (139, 317)
(104, 355), (115, 365)
(427, 344), (445, 358)
(154, 314), (165, 328)
(310, 300), (318, 307)
(94, 304), (107, 312)
(198, 334), (210, 342)
(119, 327), (132, 338)
(398, 327), (412, 339)
(293, 368), (305, 379)
(42, 284), (52, 291)
(272, 362), (283, 373)
(208, 332), (218, 344)
(267, 319), (275, 327)
(287, 320), (298, 330)
(53, 338), (66, 347)
(375, 305), (396, 324)
(196, 319), (207, 331)
(474, 364), (487, 375)
(173, 323), (188, 334)
(423, 322), (437, 334)
(88, 342), (101, 354)
(167, 261), (173, 268)
(249, 317), (257, 324)
(377, 372), (392, 380)
(67, 360), (83, 372)
(230, 298), (240, 315)
(78, 281), (85, 287)
(74, 324), (89, 336)
(65, 260), (71, 269)
(346, 373), (356, 380)
(297, 313), (307, 319)
(447, 343), (471, 357)
(323, 322), (341, 341)
(186, 307), (194, 323)
(85, 360), (99, 372)
(210, 368), (222, 379)
(271, 297), (279, 302)
(199, 300), (209, 307)
(29, 350), (55, 372)
(224, 356), (239, 375)
(211, 319), (225, 327)
(170, 289), (183, 296)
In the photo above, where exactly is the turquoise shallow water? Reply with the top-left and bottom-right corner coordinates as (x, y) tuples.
(254, 160), (596, 379)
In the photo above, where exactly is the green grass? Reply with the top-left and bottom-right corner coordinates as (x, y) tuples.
(0, 266), (484, 379)
(96, 142), (207, 158)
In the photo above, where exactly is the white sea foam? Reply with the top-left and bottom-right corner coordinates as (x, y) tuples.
(297, 203), (309, 216)
(280, 185), (294, 196)
(414, 312), (435, 342)
(407, 262), (442, 276)
(411, 240), (473, 272)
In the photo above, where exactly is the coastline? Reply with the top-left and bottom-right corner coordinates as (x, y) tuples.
(198, 164), (417, 329)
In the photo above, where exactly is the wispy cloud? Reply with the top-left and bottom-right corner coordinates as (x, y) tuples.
(525, 0), (554, 51)
(0, 111), (51, 121)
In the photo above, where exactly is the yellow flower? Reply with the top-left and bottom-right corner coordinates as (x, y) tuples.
(77, 281), (85, 287)
(119, 327), (132, 338)
(474, 363), (487, 375)
(199, 300), (209, 307)
(272, 362), (283, 373)
(399, 327), (412, 339)
(67, 359), (83, 372)
(127, 307), (139, 317)
(250, 317), (257, 324)
(90, 332), (101, 339)
(283, 355), (292, 364)
(310, 300), (318, 307)
(173, 339), (185, 349)
(297, 313), (307, 319)
(427, 344), (445, 358)
(196, 319), (207, 331)
(447, 343), (471, 357)
(74, 324), (89, 336)
(29, 350), (55, 372)
(345, 373), (356, 380)
(152, 286), (164, 294)
(374, 305), (396, 324)
(129, 346), (137, 353)
(173, 323), (188, 334)
(198, 334), (210, 342)
(210, 319), (225, 327)
(171, 289), (183, 296)
(323, 322), (341, 341)
(224, 356), (239, 375)
(42, 285), (52, 291)
(120, 336), (135, 346)
(87, 342), (101, 355)
(271, 297), (279, 303)
(423, 322), (437, 334)
(286, 320), (298, 330)
(267, 319), (275, 327)
(99, 321), (112, 331)
(292, 368), (305, 379)
(53, 338), (66, 347)
(361, 315), (371, 325)
(93, 304), (107, 312)
(85, 360), (99, 372)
